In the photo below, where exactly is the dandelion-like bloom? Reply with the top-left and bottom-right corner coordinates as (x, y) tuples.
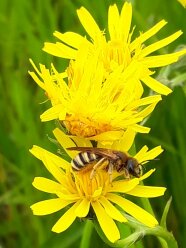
(30, 128), (166, 243)
(29, 50), (161, 140)
(43, 2), (186, 96)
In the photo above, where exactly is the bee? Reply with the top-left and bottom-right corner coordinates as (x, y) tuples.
(67, 147), (142, 182)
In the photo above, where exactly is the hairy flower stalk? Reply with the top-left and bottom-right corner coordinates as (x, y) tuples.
(30, 128), (166, 243)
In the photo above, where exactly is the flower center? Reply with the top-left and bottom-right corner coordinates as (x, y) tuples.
(64, 114), (113, 137)
(103, 40), (132, 71)
(73, 168), (110, 201)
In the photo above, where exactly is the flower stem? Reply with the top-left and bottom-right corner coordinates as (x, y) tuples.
(80, 220), (93, 248)
(94, 219), (147, 248)
(94, 213), (178, 248)
(139, 183), (170, 248)
(145, 226), (178, 248)
(94, 219), (178, 248)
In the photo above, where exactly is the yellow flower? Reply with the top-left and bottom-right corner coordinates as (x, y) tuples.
(178, 0), (186, 7)
(29, 50), (161, 140)
(43, 2), (186, 95)
(30, 128), (166, 243)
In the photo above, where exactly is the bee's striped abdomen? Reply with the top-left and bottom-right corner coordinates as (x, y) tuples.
(71, 152), (100, 171)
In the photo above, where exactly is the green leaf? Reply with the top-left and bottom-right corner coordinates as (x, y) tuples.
(160, 197), (172, 229)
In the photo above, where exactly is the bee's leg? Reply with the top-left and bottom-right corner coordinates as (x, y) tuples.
(108, 163), (114, 185)
(123, 168), (130, 179)
(90, 158), (107, 180)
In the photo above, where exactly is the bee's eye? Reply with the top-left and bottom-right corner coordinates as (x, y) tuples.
(127, 159), (134, 172)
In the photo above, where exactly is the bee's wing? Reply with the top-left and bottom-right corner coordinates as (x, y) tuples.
(67, 147), (118, 159)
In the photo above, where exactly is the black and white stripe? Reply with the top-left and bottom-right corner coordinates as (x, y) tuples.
(71, 152), (100, 171)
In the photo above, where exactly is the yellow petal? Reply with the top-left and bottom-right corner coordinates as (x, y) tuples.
(53, 128), (77, 158)
(31, 198), (71, 215)
(134, 145), (149, 162)
(92, 187), (103, 198)
(70, 136), (92, 148)
(92, 130), (125, 141)
(127, 185), (166, 197)
(41, 151), (66, 183)
(50, 64), (69, 94)
(130, 20), (167, 51)
(29, 59), (42, 78)
(54, 31), (90, 49)
(97, 142), (112, 149)
(77, 7), (101, 40)
(43, 42), (76, 59)
(140, 169), (156, 181)
(28, 71), (45, 89)
(178, 0), (186, 8)
(120, 2), (132, 42)
(32, 177), (62, 193)
(140, 146), (163, 163)
(30, 145), (70, 170)
(140, 30), (183, 57)
(111, 128), (136, 152)
(75, 199), (90, 217)
(100, 196), (127, 222)
(52, 201), (80, 233)
(141, 49), (186, 68)
(126, 95), (162, 110)
(28, 60), (45, 89)
(40, 104), (65, 122)
(109, 178), (139, 193)
(131, 124), (150, 134)
(136, 103), (159, 118)
(118, 117), (143, 127)
(57, 193), (81, 201)
(91, 201), (120, 243)
(141, 75), (172, 95)
(107, 193), (158, 227)
(108, 4), (120, 40)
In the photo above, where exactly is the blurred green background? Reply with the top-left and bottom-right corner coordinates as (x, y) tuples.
(0, 0), (186, 247)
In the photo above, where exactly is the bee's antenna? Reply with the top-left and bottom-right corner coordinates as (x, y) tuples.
(141, 164), (146, 171)
(140, 158), (159, 165)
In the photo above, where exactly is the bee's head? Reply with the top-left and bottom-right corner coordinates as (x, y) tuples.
(126, 158), (142, 178)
